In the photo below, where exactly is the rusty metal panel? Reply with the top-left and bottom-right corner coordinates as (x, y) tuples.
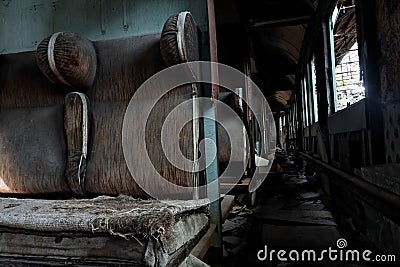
(327, 98), (366, 134)
(382, 102), (400, 163)
(375, 0), (400, 164)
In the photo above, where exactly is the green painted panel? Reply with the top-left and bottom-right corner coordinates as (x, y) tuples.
(0, 0), (207, 54)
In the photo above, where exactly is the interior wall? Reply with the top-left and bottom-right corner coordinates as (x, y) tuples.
(375, 0), (400, 165)
(357, 0), (400, 255)
(295, 0), (400, 257)
(0, 0), (208, 54)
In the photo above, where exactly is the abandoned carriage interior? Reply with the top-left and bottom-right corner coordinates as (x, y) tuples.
(0, 0), (399, 266)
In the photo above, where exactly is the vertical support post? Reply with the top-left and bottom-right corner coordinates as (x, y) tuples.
(296, 84), (304, 151)
(244, 56), (256, 174)
(285, 112), (290, 150)
(326, 16), (337, 115)
(275, 115), (281, 148)
(306, 63), (315, 123)
(204, 107), (221, 237)
(192, 83), (200, 200)
(208, 0), (219, 100)
(205, 0), (222, 258)
(355, 0), (385, 165)
(296, 78), (304, 151)
(314, 19), (331, 163)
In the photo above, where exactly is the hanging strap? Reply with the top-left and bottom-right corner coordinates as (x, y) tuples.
(65, 92), (89, 195)
(177, 11), (190, 62)
(48, 32), (72, 87)
(76, 92), (88, 194)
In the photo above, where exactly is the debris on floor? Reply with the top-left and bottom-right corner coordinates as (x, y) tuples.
(204, 152), (379, 267)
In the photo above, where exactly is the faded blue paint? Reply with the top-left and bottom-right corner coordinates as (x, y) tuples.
(203, 107), (221, 224)
(0, 0), (207, 54)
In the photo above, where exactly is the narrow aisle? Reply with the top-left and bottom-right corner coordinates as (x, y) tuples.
(219, 151), (380, 267)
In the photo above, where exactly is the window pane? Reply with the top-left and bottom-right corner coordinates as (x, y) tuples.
(333, 1), (365, 111)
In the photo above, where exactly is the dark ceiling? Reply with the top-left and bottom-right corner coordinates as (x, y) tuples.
(215, 0), (320, 112)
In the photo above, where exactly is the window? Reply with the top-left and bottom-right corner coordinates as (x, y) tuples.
(332, 0), (365, 111)
(310, 56), (318, 122)
(302, 76), (309, 127)
(301, 58), (318, 126)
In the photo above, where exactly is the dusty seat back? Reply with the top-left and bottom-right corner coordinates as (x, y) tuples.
(0, 12), (200, 197)
(84, 34), (196, 197)
(0, 52), (68, 194)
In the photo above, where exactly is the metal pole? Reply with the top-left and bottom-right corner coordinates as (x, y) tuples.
(205, 0), (222, 259)
(299, 152), (400, 212)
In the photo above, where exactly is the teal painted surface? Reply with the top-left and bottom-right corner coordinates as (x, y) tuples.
(204, 106), (222, 250)
(0, 0), (207, 54)
(204, 113), (221, 220)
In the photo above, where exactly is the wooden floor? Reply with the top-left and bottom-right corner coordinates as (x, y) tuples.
(202, 160), (383, 267)
(191, 195), (235, 260)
